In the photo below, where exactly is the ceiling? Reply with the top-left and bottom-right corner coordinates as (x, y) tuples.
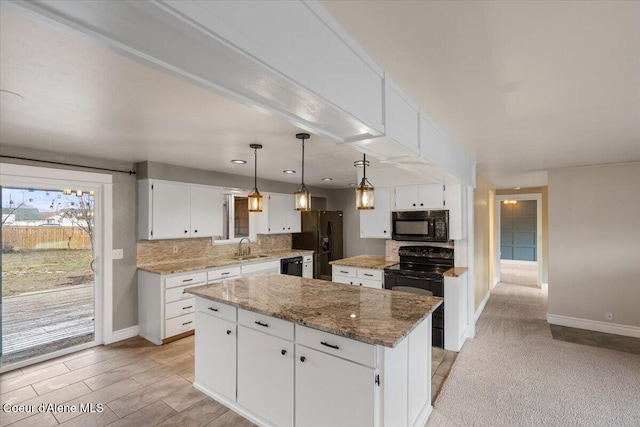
(0, 7), (387, 189)
(1, 3), (639, 190)
(322, 0), (640, 188)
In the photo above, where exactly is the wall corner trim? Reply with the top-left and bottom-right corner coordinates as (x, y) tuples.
(547, 314), (640, 339)
(107, 325), (140, 344)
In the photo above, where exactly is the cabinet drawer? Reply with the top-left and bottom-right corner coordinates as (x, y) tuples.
(165, 298), (195, 320)
(165, 284), (200, 303)
(238, 308), (294, 341)
(296, 325), (375, 367)
(332, 266), (357, 278)
(208, 266), (241, 282)
(165, 312), (195, 338)
(355, 277), (383, 289)
(357, 268), (382, 281)
(165, 272), (207, 289)
(196, 297), (237, 323)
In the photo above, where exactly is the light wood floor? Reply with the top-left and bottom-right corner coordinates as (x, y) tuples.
(1, 335), (456, 426)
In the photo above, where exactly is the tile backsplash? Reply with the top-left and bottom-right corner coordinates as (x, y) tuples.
(385, 240), (455, 262)
(137, 234), (292, 266)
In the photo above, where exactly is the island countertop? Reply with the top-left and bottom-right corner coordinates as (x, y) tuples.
(186, 274), (442, 348)
(329, 255), (398, 270)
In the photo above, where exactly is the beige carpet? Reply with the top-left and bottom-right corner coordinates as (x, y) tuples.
(500, 260), (538, 287)
(427, 283), (640, 426)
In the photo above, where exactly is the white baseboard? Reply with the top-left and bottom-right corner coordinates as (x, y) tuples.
(547, 314), (640, 339)
(474, 291), (491, 323)
(107, 325), (140, 344)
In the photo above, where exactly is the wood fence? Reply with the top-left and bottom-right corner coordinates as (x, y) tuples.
(1, 226), (92, 250)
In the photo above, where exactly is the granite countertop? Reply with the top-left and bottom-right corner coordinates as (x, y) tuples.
(186, 275), (442, 348)
(138, 249), (314, 275)
(329, 255), (398, 270)
(443, 267), (468, 277)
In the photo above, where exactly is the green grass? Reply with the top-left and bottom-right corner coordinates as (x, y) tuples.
(1, 249), (94, 297)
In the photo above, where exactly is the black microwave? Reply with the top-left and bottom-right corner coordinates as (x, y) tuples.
(392, 210), (449, 242)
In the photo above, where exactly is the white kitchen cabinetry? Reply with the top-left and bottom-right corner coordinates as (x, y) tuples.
(237, 326), (294, 427)
(302, 255), (313, 278)
(360, 187), (391, 239)
(332, 266), (383, 289)
(253, 193), (301, 234)
(192, 296), (434, 427)
(395, 184), (444, 210)
(444, 271), (468, 352)
(295, 345), (374, 427)
(138, 265), (239, 345)
(138, 179), (223, 240)
(195, 300), (237, 401)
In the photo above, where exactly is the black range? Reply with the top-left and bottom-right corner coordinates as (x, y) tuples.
(384, 245), (454, 348)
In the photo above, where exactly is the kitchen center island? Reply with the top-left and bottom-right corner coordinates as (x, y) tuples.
(186, 274), (442, 427)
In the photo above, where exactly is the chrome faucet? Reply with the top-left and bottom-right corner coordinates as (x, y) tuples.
(237, 237), (251, 257)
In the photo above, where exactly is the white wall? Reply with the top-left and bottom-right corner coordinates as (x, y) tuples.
(548, 162), (640, 332)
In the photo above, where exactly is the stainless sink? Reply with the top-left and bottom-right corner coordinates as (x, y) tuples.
(235, 254), (270, 261)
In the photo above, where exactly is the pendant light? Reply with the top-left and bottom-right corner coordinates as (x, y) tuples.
(294, 133), (311, 211)
(355, 154), (375, 210)
(247, 143), (263, 212)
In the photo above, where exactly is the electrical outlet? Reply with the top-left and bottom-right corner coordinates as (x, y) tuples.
(172, 245), (178, 254)
(605, 312), (614, 321)
(112, 249), (123, 260)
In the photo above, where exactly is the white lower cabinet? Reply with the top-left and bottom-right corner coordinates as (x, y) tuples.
(332, 265), (383, 289)
(295, 345), (374, 427)
(193, 296), (433, 427)
(195, 309), (236, 401)
(238, 326), (294, 427)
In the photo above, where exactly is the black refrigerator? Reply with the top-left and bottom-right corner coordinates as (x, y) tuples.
(292, 210), (343, 280)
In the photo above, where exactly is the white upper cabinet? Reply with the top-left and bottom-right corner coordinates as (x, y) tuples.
(138, 180), (223, 240)
(190, 185), (223, 238)
(149, 181), (191, 240)
(360, 187), (392, 239)
(395, 184), (444, 210)
(253, 193), (301, 235)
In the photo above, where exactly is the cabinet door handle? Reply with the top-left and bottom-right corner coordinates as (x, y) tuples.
(208, 307), (218, 312)
(255, 321), (269, 328)
(321, 341), (340, 350)
(184, 230), (188, 233)
(412, 203), (416, 207)
(221, 272), (230, 276)
(300, 356), (306, 362)
(182, 279), (193, 282)
(182, 321), (193, 326)
(182, 306), (193, 310)
(350, 281), (353, 285)
(340, 270), (349, 274)
(194, 229), (198, 233)
(420, 203), (424, 206)
(364, 273), (373, 277)
(383, 230), (387, 233)
(281, 349), (287, 356)
(359, 283), (363, 286)
(226, 330), (232, 335)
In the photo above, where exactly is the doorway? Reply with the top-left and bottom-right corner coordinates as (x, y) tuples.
(0, 164), (112, 371)
(494, 194), (542, 288)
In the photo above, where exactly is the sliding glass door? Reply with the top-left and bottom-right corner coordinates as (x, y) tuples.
(1, 184), (100, 368)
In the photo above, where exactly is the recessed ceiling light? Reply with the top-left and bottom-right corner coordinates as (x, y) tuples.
(348, 183), (357, 186)
(231, 159), (247, 164)
(283, 170), (296, 174)
(321, 178), (333, 181)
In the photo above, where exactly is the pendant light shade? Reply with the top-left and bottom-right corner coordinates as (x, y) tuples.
(355, 154), (375, 210)
(248, 143), (263, 212)
(294, 133), (311, 211)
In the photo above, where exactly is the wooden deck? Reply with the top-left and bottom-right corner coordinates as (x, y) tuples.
(2, 285), (94, 355)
